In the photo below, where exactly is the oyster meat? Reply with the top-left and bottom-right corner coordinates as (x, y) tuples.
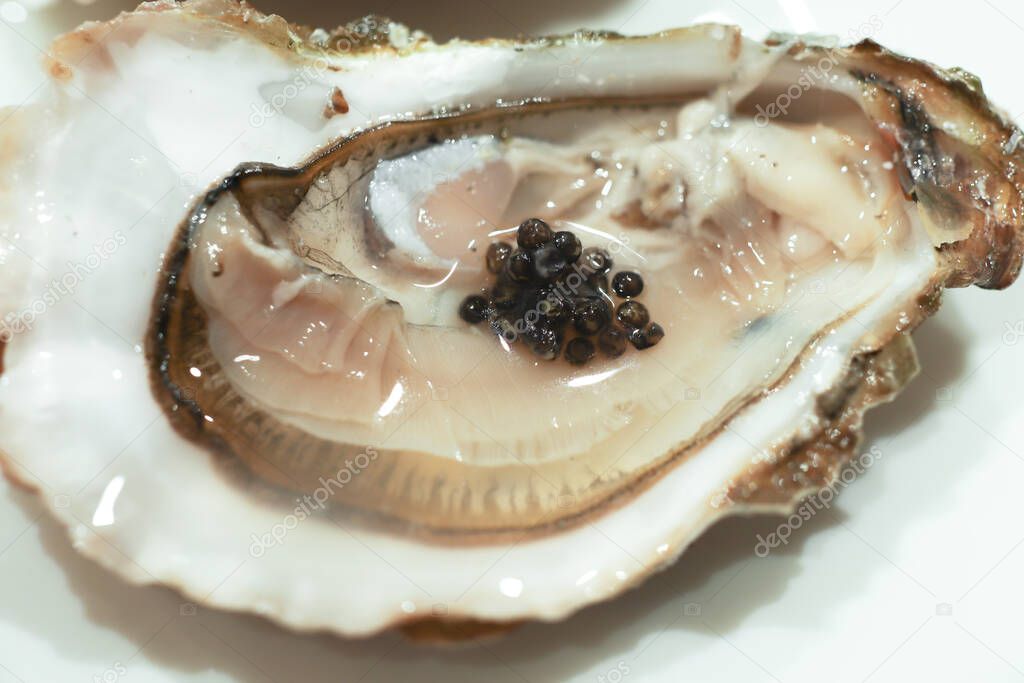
(1, 0), (1022, 638)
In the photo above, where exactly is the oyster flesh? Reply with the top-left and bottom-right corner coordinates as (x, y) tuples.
(0, 0), (1022, 638)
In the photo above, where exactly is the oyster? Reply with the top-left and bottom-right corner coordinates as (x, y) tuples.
(1, 0), (1022, 639)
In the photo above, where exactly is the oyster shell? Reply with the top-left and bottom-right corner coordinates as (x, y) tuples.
(0, 0), (1022, 639)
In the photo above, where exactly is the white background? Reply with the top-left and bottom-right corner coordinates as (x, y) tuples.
(2, 0), (1024, 681)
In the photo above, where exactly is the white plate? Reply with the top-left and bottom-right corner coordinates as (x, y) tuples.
(2, 1), (1024, 681)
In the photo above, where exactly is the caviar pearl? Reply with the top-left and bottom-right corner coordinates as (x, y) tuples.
(539, 293), (571, 324)
(565, 337), (596, 365)
(486, 241), (513, 274)
(612, 271), (644, 298)
(616, 300), (650, 330)
(532, 244), (569, 282)
(489, 281), (519, 310)
(597, 326), (628, 358)
(588, 272), (610, 294)
(525, 324), (562, 360)
(644, 322), (665, 347)
(573, 298), (611, 335)
(581, 247), (612, 275)
(459, 295), (490, 324)
(629, 322), (665, 350)
(506, 250), (534, 283)
(517, 218), (553, 249)
(552, 230), (582, 262)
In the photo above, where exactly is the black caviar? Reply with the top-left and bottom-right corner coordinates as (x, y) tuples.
(517, 218), (553, 249)
(489, 281), (519, 310)
(629, 322), (665, 350)
(573, 298), (611, 335)
(582, 246), (613, 275)
(597, 326), (628, 358)
(616, 300), (649, 330)
(486, 241), (513, 274)
(612, 271), (644, 298)
(506, 250), (534, 283)
(459, 295), (490, 324)
(552, 230), (582, 261)
(565, 337), (596, 365)
(458, 218), (665, 366)
(533, 244), (570, 281)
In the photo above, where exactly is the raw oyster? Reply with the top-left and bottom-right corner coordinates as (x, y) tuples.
(1, 0), (1022, 639)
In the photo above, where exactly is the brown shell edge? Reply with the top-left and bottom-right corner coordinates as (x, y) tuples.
(838, 39), (1024, 290)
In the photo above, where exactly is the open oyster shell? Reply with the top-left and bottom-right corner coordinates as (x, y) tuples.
(1, 0), (1022, 639)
